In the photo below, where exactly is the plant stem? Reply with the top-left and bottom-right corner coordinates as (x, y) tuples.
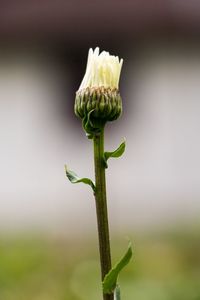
(93, 128), (114, 300)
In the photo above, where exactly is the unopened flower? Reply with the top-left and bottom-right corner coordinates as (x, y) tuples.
(78, 47), (123, 91)
(75, 47), (123, 136)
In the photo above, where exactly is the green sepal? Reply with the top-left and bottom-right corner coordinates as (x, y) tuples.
(103, 139), (126, 168)
(102, 242), (133, 294)
(65, 165), (96, 192)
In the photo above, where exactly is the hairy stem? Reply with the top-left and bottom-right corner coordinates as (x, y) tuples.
(93, 128), (114, 300)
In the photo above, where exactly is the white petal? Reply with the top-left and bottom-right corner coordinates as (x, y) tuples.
(78, 47), (123, 91)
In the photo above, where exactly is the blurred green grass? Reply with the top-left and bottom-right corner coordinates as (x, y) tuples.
(0, 229), (200, 300)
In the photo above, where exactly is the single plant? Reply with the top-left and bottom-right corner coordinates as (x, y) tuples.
(65, 47), (132, 300)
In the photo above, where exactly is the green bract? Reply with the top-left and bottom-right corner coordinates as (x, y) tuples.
(75, 87), (122, 136)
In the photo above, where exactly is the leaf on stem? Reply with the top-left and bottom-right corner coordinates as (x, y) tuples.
(103, 140), (126, 168)
(102, 242), (133, 294)
(65, 165), (96, 192)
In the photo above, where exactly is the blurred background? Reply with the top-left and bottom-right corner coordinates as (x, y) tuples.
(0, 0), (200, 299)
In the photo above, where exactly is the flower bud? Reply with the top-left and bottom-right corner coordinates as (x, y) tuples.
(75, 47), (123, 136)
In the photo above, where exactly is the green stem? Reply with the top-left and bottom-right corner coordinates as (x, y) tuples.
(93, 128), (114, 300)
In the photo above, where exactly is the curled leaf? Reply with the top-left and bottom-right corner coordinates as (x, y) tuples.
(65, 165), (96, 192)
(103, 140), (126, 168)
(103, 242), (132, 294)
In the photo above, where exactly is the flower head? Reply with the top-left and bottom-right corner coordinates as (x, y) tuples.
(75, 47), (123, 137)
(78, 47), (123, 91)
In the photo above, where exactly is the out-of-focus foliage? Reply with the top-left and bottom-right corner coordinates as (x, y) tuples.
(0, 228), (199, 300)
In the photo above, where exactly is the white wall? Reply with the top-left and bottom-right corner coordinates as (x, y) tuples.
(0, 47), (200, 234)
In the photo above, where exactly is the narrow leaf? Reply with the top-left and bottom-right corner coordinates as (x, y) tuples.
(103, 242), (132, 294)
(65, 165), (96, 192)
(104, 140), (126, 168)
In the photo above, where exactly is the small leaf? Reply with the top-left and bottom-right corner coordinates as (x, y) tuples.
(104, 140), (126, 168)
(65, 165), (96, 192)
(103, 242), (132, 294)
